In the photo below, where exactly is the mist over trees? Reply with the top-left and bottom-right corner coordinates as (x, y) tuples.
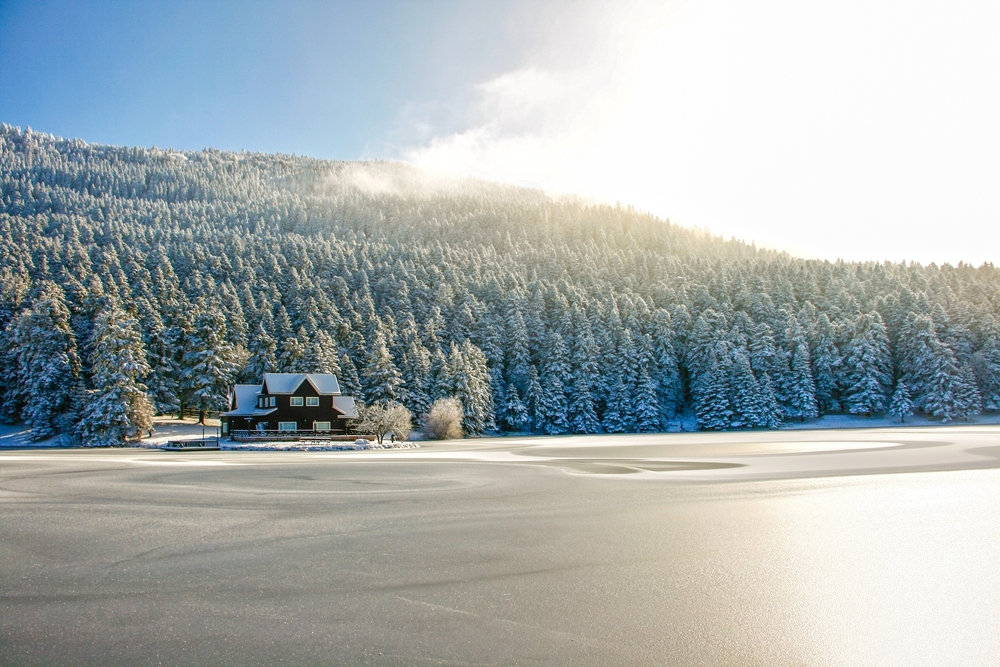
(1, 124), (998, 443)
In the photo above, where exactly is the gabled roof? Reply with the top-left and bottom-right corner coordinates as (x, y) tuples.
(332, 395), (359, 419)
(222, 384), (277, 417)
(262, 373), (342, 395)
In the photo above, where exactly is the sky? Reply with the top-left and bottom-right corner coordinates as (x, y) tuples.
(2, 0), (998, 266)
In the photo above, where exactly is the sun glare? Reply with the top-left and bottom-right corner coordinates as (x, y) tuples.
(406, 0), (1000, 265)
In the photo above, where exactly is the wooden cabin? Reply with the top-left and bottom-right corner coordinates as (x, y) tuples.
(221, 373), (359, 438)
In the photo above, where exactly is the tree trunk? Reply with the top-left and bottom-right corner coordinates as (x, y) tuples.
(199, 410), (205, 425)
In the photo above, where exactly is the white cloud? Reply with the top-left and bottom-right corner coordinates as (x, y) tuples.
(401, 0), (1000, 265)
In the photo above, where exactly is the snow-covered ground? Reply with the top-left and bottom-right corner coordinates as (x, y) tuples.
(776, 411), (1000, 430)
(3, 412), (999, 449)
(0, 424), (71, 448)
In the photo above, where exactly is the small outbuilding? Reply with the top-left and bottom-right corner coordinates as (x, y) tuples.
(221, 373), (359, 438)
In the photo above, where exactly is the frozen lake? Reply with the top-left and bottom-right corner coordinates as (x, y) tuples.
(2, 426), (1000, 665)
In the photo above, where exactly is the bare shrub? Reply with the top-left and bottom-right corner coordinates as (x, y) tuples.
(355, 401), (413, 444)
(424, 397), (463, 440)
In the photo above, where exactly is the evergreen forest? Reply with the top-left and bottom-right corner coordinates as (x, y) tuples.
(2, 124), (999, 444)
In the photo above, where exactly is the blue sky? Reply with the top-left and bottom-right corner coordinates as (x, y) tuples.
(0, 0), (539, 157)
(2, 0), (999, 265)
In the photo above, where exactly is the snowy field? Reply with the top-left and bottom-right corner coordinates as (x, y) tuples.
(4, 412), (1000, 450)
(2, 425), (999, 666)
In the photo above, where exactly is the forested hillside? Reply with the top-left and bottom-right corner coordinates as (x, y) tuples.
(2, 124), (999, 444)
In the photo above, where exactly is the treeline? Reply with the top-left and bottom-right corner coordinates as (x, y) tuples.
(1, 124), (998, 443)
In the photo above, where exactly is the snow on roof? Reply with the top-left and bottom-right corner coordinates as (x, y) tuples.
(332, 396), (359, 419)
(223, 384), (263, 416)
(262, 373), (342, 395)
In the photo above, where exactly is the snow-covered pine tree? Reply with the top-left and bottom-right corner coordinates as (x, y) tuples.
(784, 341), (818, 421)
(757, 372), (782, 428)
(180, 307), (238, 424)
(602, 373), (630, 433)
(76, 300), (154, 446)
(135, 297), (180, 415)
(503, 307), (531, 398)
(338, 352), (362, 400)
(634, 367), (661, 432)
(694, 349), (733, 431)
(970, 318), (1000, 411)
(500, 384), (530, 432)
(538, 331), (571, 434)
(398, 337), (432, 418)
(302, 329), (341, 375)
(525, 364), (544, 432)
(361, 323), (403, 404)
(842, 312), (892, 416)
(649, 309), (683, 419)
(458, 340), (495, 434)
(8, 282), (82, 440)
(729, 349), (764, 428)
(244, 322), (277, 382)
(810, 313), (842, 413)
(538, 372), (569, 434)
(889, 382), (914, 423)
(281, 327), (312, 372)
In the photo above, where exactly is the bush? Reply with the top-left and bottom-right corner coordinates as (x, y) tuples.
(355, 401), (412, 444)
(424, 398), (463, 440)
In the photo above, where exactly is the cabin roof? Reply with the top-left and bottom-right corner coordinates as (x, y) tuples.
(332, 395), (359, 419)
(262, 373), (342, 395)
(222, 384), (277, 417)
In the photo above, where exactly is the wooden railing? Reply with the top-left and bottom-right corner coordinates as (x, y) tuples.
(230, 430), (370, 442)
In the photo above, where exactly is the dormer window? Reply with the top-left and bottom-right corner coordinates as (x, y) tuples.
(257, 396), (275, 408)
(290, 397), (304, 406)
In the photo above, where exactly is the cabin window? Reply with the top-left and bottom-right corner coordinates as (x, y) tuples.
(222, 422), (228, 434)
(269, 396), (276, 407)
(290, 397), (304, 406)
(306, 396), (319, 407)
(259, 396), (275, 408)
(256, 422), (267, 431)
(314, 421), (331, 431)
(278, 422), (297, 431)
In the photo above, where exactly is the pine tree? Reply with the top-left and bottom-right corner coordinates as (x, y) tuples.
(500, 384), (530, 432)
(398, 338), (432, 418)
(694, 350), (733, 431)
(136, 298), (180, 415)
(77, 301), (154, 446)
(538, 372), (569, 434)
(602, 374), (630, 433)
(8, 282), (82, 440)
(361, 324), (403, 404)
(244, 322), (277, 382)
(843, 313), (892, 416)
(180, 308), (238, 424)
(634, 367), (661, 432)
(889, 382), (914, 423)
(525, 364), (544, 432)
(458, 340), (495, 434)
(538, 332), (571, 434)
(339, 352), (362, 400)
(784, 342), (818, 421)
(971, 320), (1000, 411)
(810, 313), (842, 413)
(729, 350), (765, 428)
(279, 328), (309, 372)
(438, 341), (494, 434)
(302, 329), (341, 375)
